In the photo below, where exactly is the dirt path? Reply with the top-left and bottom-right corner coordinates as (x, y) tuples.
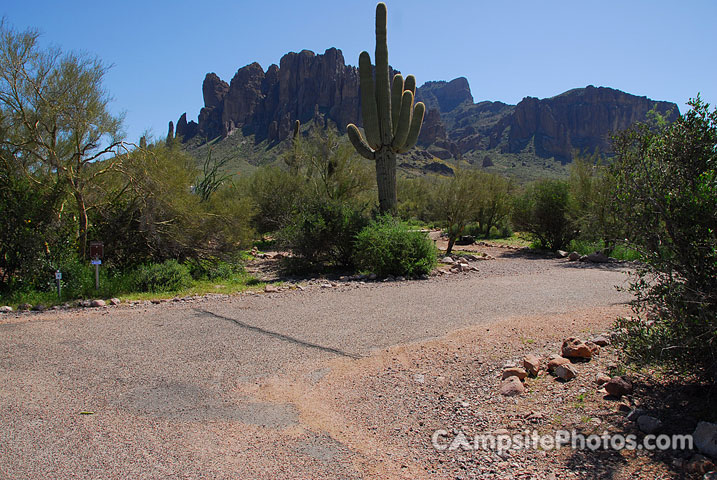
(0, 253), (633, 479)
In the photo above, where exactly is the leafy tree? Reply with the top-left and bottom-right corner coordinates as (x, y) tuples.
(0, 21), (124, 259)
(474, 172), (514, 237)
(611, 97), (717, 377)
(512, 179), (577, 251)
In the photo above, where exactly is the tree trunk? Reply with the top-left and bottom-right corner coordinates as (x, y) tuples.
(446, 237), (456, 256)
(74, 191), (88, 259)
(375, 148), (397, 214)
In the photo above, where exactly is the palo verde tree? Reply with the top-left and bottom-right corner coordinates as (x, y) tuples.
(0, 20), (124, 259)
(347, 2), (425, 213)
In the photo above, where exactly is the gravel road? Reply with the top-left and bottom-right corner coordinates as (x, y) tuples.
(0, 253), (632, 479)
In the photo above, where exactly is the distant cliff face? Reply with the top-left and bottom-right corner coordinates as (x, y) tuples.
(175, 48), (680, 163)
(504, 86), (679, 162)
(176, 48), (361, 143)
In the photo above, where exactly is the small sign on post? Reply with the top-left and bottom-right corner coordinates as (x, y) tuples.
(89, 241), (104, 290)
(55, 270), (62, 299)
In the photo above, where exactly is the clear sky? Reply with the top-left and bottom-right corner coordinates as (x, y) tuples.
(3, 0), (715, 143)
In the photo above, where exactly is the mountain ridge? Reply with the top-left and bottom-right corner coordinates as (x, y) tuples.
(173, 47), (680, 173)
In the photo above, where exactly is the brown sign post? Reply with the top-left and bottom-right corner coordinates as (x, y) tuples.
(89, 241), (104, 290)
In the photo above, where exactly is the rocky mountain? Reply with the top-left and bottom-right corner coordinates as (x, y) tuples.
(174, 47), (680, 167)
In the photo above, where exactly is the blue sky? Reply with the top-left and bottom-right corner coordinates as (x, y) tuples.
(3, 1), (715, 143)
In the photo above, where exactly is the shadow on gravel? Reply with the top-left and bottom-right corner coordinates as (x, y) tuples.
(194, 308), (362, 359)
(562, 377), (715, 479)
(555, 261), (633, 272)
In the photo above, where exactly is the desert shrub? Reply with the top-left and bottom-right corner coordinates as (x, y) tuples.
(277, 200), (369, 270)
(354, 216), (437, 277)
(610, 97), (717, 377)
(188, 258), (246, 281)
(248, 166), (308, 234)
(133, 260), (192, 293)
(512, 179), (577, 251)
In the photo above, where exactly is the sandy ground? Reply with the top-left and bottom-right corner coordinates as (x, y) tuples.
(0, 250), (639, 479)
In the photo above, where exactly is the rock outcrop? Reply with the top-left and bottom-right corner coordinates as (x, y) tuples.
(174, 48), (680, 165)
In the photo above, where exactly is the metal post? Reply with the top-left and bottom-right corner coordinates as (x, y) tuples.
(95, 262), (100, 290)
(55, 270), (62, 299)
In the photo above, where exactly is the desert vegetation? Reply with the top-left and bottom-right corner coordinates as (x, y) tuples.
(1, 6), (715, 383)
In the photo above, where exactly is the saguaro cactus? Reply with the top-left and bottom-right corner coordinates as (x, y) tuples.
(347, 2), (425, 213)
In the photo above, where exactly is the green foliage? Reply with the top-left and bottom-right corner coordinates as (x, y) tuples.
(277, 200), (369, 271)
(248, 165), (308, 234)
(568, 154), (623, 254)
(512, 179), (577, 251)
(195, 149), (231, 202)
(354, 216), (437, 277)
(610, 97), (717, 377)
(133, 260), (192, 293)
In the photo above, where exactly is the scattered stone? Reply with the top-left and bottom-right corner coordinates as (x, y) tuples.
(637, 415), (662, 434)
(320, 283), (333, 288)
(109, 298), (121, 306)
(585, 252), (610, 263)
(440, 256), (455, 264)
(604, 376), (633, 398)
(18, 303), (32, 311)
(694, 422), (717, 459)
(556, 250), (569, 258)
(585, 341), (601, 356)
(396, 276), (406, 282)
(595, 373), (611, 385)
(547, 356), (571, 372)
(296, 285), (306, 291)
(90, 299), (106, 308)
(561, 337), (593, 359)
(264, 284), (279, 293)
(368, 273), (377, 280)
(568, 252), (580, 261)
(0, 306), (12, 313)
(502, 367), (528, 381)
(150, 299), (162, 304)
(554, 364), (577, 381)
(523, 354), (541, 376)
(687, 454), (715, 474)
(499, 376), (525, 396)
(414, 374), (425, 384)
(626, 408), (646, 421)
(590, 334), (610, 347)
(31, 304), (47, 312)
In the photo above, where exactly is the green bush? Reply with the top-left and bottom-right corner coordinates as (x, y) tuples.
(277, 200), (369, 270)
(134, 260), (192, 293)
(354, 216), (437, 277)
(610, 97), (717, 377)
(512, 179), (577, 251)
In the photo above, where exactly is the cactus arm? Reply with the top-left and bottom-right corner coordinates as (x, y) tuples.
(347, 124), (376, 160)
(397, 102), (425, 153)
(404, 75), (416, 96)
(374, 2), (392, 144)
(391, 90), (414, 150)
(391, 74), (404, 135)
(358, 52), (381, 150)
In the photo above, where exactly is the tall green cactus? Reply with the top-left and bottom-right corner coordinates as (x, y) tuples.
(347, 2), (425, 213)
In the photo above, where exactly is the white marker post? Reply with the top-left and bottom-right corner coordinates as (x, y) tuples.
(55, 270), (62, 299)
(89, 241), (104, 291)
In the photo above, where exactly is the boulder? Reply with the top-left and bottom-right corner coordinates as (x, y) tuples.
(502, 367), (528, 381)
(18, 303), (32, 311)
(568, 252), (581, 261)
(637, 415), (662, 434)
(604, 377), (633, 398)
(441, 256), (455, 264)
(554, 364), (577, 381)
(595, 373), (611, 385)
(523, 354), (541, 376)
(561, 337), (593, 359)
(547, 355), (571, 372)
(556, 250), (569, 258)
(90, 299), (106, 308)
(0, 306), (13, 313)
(694, 422), (717, 459)
(264, 284), (279, 293)
(109, 298), (121, 306)
(589, 334), (610, 347)
(499, 376), (525, 396)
